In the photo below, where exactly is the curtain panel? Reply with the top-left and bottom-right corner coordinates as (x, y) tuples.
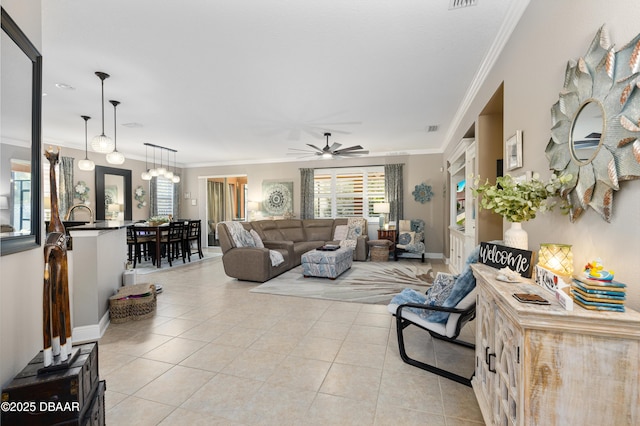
(149, 177), (157, 216)
(384, 163), (404, 222)
(59, 156), (74, 219)
(300, 168), (314, 219)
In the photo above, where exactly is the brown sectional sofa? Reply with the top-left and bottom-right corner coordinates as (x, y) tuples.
(218, 218), (368, 282)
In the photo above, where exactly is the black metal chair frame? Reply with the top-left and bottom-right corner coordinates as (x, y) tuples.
(127, 226), (152, 267)
(393, 302), (476, 387)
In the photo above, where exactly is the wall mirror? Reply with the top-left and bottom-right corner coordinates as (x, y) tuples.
(0, 7), (42, 255)
(95, 166), (132, 221)
(546, 25), (640, 222)
(570, 100), (604, 165)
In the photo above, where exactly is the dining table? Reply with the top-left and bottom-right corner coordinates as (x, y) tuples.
(134, 222), (170, 268)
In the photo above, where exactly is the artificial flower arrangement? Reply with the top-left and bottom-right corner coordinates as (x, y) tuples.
(472, 173), (572, 223)
(74, 181), (90, 203)
(148, 216), (170, 226)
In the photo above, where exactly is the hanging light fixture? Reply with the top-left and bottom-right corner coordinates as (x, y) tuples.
(156, 147), (167, 176)
(171, 151), (180, 183)
(91, 72), (114, 153)
(149, 146), (159, 177)
(106, 100), (125, 164)
(141, 144), (152, 180)
(78, 115), (95, 171)
(164, 152), (174, 180)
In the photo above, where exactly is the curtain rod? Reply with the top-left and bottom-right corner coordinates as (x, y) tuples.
(299, 163), (400, 170)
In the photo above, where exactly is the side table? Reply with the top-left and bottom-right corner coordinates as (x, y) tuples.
(377, 229), (397, 251)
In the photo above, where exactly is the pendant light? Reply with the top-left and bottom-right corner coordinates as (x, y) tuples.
(141, 144), (152, 180)
(149, 146), (159, 177)
(77, 115), (95, 171)
(106, 100), (125, 164)
(156, 148), (167, 176)
(91, 72), (114, 153)
(171, 151), (180, 183)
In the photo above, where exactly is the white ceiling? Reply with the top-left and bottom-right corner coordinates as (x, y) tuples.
(35, 0), (523, 167)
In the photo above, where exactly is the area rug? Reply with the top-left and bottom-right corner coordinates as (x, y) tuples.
(133, 250), (222, 275)
(250, 261), (435, 304)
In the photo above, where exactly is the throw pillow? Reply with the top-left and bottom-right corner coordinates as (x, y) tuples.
(396, 231), (415, 249)
(425, 273), (455, 307)
(346, 224), (363, 240)
(250, 229), (264, 248)
(333, 224), (349, 241)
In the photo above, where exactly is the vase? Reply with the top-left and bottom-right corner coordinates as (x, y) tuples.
(504, 222), (528, 250)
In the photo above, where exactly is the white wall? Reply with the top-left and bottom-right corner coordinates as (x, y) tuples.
(445, 0), (640, 309)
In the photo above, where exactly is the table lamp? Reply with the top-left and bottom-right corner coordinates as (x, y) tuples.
(373, 203), (390, 229)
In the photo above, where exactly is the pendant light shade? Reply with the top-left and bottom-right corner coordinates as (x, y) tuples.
(91, 72), (114, 153)
(78, 115), (95, 171)
(106, 100), (125, 165)
(141, 144), (152, 180)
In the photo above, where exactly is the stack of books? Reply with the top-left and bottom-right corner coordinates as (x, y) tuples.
(571, 275), (626, 312)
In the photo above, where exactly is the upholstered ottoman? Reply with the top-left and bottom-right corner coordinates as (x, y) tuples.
(301, 247), (353, 279)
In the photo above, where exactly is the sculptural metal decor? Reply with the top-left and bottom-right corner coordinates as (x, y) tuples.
(545, 25), (640, 222)
(42, 148), (74, 369)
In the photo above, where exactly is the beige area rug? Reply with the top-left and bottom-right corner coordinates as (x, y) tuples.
(250, 260), (434, 304)
(133, 250), (222, 275)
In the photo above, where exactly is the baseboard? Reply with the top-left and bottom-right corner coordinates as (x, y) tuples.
(425, 252), (444, 260)
(73, 311), (110, 343)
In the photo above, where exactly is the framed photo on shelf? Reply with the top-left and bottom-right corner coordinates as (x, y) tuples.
(505, 130), (523, 171)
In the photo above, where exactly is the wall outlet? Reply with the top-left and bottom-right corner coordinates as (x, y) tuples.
(191, 199), (197, 206)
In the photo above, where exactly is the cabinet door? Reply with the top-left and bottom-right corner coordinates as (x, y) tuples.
(475, 289), (495, 413)
(494, 307), (521, 426)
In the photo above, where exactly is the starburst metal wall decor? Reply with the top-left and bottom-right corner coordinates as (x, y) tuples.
(546, 25), (640, 222)
(412, 183), (434, 203)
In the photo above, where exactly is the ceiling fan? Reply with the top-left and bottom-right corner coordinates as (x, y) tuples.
(288, 133), (369, 159)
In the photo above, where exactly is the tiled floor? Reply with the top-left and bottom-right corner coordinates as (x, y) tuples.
(100, 250), (484, 425)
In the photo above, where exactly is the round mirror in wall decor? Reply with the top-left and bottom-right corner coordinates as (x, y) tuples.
(545, 24), (640, 223)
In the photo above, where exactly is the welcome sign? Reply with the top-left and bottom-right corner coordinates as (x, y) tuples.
(479, 242), (536, 278)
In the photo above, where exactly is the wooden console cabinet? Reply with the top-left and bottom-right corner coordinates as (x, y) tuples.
(471, 263), (640, 425)
(1, 343), (105, 425)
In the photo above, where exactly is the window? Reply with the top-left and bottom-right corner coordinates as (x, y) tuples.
(314, 167), (385, 218)
(155, 176), (174, 216)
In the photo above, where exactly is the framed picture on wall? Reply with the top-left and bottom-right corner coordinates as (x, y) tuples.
(505, 130), (523, 171)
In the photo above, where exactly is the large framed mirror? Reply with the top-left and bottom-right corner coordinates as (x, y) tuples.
(0, 7), (42, 255)
(95, 166), (132, 221)
(546, 25), (640, 222)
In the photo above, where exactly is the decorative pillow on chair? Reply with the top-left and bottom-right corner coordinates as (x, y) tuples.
(397, 231), (415, 248)
(346, 222), (364, 240)
(333, 224), (349, 241)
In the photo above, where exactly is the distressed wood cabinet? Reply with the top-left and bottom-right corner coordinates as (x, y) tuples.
(471, 263), (640, 425)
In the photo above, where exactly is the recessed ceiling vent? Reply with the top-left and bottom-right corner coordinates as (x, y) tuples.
(449, 0), (477, 10)
(426, 125), (439, 133)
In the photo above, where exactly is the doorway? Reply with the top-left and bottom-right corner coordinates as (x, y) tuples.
(206, 176), (247, 246)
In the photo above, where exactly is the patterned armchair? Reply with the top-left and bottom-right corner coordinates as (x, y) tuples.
(394, 219), (426, 263)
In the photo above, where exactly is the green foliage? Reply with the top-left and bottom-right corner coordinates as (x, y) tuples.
(472, 173), (572, 223)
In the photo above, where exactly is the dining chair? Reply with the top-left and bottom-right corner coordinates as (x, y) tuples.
(184, 220), (203, 261)
(127, 225), (154, 267)
(161, 221), (186, 266)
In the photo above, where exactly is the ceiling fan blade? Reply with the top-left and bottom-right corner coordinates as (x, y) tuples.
(328, 142), (342, 151)
(337, 151), (369, 156)
(287, 148), (317, 153)
(334, 145), (364, 153)
(306, 144), (324, 153)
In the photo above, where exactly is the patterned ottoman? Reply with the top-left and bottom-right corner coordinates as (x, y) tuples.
(301, 247), (353, 279)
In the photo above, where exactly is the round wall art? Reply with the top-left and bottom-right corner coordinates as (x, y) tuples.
(412, 183), (434, 203)
(262, 181), (293, 215)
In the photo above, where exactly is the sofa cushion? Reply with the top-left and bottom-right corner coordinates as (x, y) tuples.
(333, 225), (349, 241)
(302, 219), (334, 241)
(277, 220), (306, 242)
(252, 220), (285, 241)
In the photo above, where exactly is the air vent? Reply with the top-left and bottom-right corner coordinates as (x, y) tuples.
(449, 0), (477, 10)
(426, 125), (439, 133)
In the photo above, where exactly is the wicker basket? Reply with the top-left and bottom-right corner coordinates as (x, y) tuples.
(370, 246), (390, 262)
(109, 283), (157, 323)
